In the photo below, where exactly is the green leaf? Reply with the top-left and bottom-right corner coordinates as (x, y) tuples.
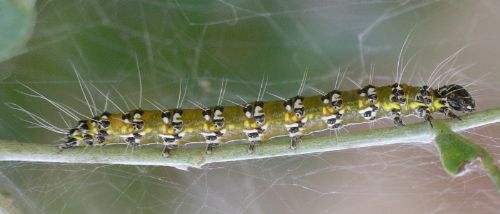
(434, 121), (500, 192)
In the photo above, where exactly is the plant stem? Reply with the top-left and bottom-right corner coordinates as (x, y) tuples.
(1, 107), (500, 169)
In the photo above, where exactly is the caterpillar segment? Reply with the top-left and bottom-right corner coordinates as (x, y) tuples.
(57, 83), (475, 157)
(413, 85), (434, 127)
(243, 101), (268, 153)
(200, 105), (226, 155)
(283, 96), (307, 150)
(320, 90), (344, 129)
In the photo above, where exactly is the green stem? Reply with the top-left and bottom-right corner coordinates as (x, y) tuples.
(1, 107), (500, 169)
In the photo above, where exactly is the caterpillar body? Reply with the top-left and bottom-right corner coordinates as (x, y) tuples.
(50, 81), (475, 157)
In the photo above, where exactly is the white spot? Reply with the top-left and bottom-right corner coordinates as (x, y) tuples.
(245, 111), (252, 118)
(254, 106), (264, 117)
(331, 93), (341, 101)
(359, 106), (377, 120)
(367, 87), (376, 95)
(173, 112), (182, 123)
(294, 99), (303, 108)
(213, 109), (223, 120)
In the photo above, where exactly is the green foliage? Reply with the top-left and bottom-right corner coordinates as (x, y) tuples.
(434, 121), (500, 192)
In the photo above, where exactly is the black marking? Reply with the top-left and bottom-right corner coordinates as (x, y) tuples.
(332, 100), (342, 109)
(133, 109), (144, 116)
(416, 106), (433, 128)
(96, 130), (108, 144)
(243, 104), (253, 118)
(367, 85), (377, 103)
(59, 138), (79, 150)
(391, 108), (404, 126)
(415, 86), (432, 105)
(132, 109), (145, 131)
(160, 134), (182, 153)
(254, 115), (265, 126)
(360, 105), (378, 120)
(172, 109), (184, 132)
(326, 118), (336, 125)
(329, 90), (343, 110)
(214, 105), (224, 112)
(215, 131), (223, 137)
(162, 136), (176, 143)
(132, 121), (144, 131)
(331, 123), (342, 129)
(285, 122), (305, 149)
(283, 99), (293, 112)
(99, 120), (110, 130)
(99, 112), (111, 129)
(213, 119), (224, 129)
(393, 117), (404, 126)
(83, 134), (93, 146)
(436, 86), (448, 98)
(125, 133), (141, 148)
(255, 101), (264, 108)
(359, 85), (377, 103)
(67, 128), (79, 138)
(91, 116), (100, 127)
(161, 111), (171, 123)
(253, 101), (265, 126)
(321, 94), (330, 104)
(321, 112), (343, 129)
(202, 109), (212, 121)
(202, 131), (222, 154)
(244, 128), (263, 152)
(160, 133), (182, 158)
(78, 120), (89, 132)
(121, 113), (131, 123)
(212, 105), (225, 129)
(293, 96), (305, 118)
(416, 106), (429, 117)
(363, 111), (371, 119)
(391, 83), (406, 105)
(246, 131), (259, 139)
(288, 126), (299, 133)
(205, 135), (217, 141)
(256, 127), (264, 134)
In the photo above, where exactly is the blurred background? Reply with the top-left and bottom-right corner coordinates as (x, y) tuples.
(1, 0), (500, 213)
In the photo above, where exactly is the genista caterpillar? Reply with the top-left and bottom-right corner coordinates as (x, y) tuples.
(7, 38), (477, 158)
(7, 61), (475, 158)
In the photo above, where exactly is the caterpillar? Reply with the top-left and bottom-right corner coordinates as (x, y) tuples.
(7, 67), (476, 158)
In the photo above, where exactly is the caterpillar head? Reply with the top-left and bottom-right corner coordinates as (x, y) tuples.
(444, 84), (475, 112)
